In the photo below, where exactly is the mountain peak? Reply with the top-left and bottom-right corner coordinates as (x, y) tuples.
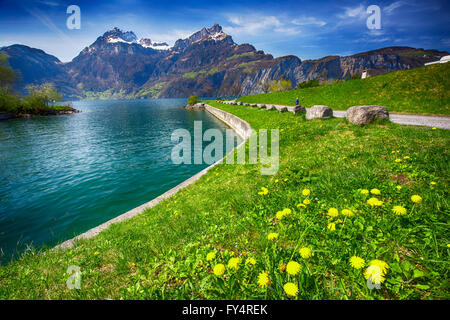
(173, 24), (231, 52)
(103, 27), (138, 44)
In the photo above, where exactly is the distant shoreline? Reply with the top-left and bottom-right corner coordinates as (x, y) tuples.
(0, 107), (81, 121)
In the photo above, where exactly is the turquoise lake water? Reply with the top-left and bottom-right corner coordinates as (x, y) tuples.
(0, 99), (236, 262)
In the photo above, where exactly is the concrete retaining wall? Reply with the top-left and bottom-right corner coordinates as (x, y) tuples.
(56, 104), (252, 249)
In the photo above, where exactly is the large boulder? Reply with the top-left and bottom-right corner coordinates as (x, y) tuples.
(306, 105), (333, 120)
(346, 105), (389, 125)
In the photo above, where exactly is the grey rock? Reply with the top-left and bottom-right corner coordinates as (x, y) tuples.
(258, 104), (266, 109)
(346, 105), (389, 125)
(289, 105), (306, 114)
(306, 105), (333, 120)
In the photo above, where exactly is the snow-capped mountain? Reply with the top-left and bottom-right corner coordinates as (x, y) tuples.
(2, 24), (448, 99)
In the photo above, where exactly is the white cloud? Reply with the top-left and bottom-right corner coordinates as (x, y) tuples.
(384, 1), (405, 15)
(223, 15), (283, 35)
(338, 4), (366, 19)
(292, 17), (326, 27)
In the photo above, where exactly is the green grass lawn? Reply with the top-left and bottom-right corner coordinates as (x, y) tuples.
(238, 63), (450, 116)
(0, 102), (448, 300)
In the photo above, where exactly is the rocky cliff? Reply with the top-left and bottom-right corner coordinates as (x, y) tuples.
(1, 25), (447, 99)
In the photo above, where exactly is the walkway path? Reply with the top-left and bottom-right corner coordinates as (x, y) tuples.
(220, 100), (450, 130)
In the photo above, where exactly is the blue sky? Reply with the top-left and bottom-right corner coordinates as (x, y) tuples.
(0, 0), (449, 62)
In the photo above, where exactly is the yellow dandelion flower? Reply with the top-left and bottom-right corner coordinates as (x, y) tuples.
(299, 247), (312, 259)
(257, 271), (270, 288)
(297, 203), (306, 208)
(282, 208), (292, 215)
(213, 264), (225, 276)
(447, 244), (450, 248)
(303, 199), (311, 205)
(206, 251), (216, 261)
(327, 222), (336, 231)
(283, 282), (299, 297)
(369, 259), (389, 275)
(93, 251), (100, 255)
(367, 197), (383, 207)
(286, 261), (301, 275)
(327, 208), (339, 217)
(370, 188), (381, 195)
(341, 209), (354, 217)
(364, 265), (385, 284)
(258, 187), (269, 195)
(430, 181), (436, 185)
(284, 178), (288, 182)
(245, 258), (256, 265)
(276, 211), (285, 220)
(349, 256), (365, 269)
(302, 189), (311, 196)
(403, 156), (410, 160)
(360, 189), (369, 195)
(267, 232), (279, 241)
(275, 179), (279, 183)
(411, 195), (422, 203)
(396, 185), (402, 190)
(227, 257), (240, 270)
(392, 205), (407, 216)
(432, 127), (437, 130)
(395, 158), (402, 163)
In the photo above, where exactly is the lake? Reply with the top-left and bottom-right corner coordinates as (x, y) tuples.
(0, 99), (236, 262)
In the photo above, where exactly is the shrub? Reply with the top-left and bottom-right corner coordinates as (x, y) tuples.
(296, 79), (319, 89)
(269, 78), (292, 92)
(187, 95), (198, 105)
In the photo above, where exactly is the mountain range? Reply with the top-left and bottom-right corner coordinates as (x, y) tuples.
(1, 24), (448, 99)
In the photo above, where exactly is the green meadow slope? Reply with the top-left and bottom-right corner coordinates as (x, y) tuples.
(0, 101), (448, 300)
(238, 63), (450, 116)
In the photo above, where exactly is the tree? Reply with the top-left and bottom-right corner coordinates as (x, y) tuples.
(187, 95), (198, 105)
(26, 82), (62, 108)
(0, 53), (17, 91)
(269, 78), (292, 92)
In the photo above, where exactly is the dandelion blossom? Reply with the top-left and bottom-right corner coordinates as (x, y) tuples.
(341, 209), (354, 217)
(267, 232), (279, 241)
(327, 208), (339, 217)
(245, 257), (256, 265)
(206, 251), (216, 261)
(369, 259), (389, 275)
(364, 265), (385, 284)
(370, 188), (381, 195)
(286, 261), (301, 275)
(257, 271), (270, 288)
(411, 195), (422, 203)
(394, 158), (402, 163)
(349, 256), (365, 269)
(396, 185), (402, 190)
(258, 187), (269, 195)
(299, 247), (312, 259)
(327, 222), (336, 231)
(302, 189), (311, 196)
(282, 208), (292, 215)
(303, 199), (311, 205)
(392, 205), (407, 216)
(276, 211), (285, 220)
(283, 282), (299, 297)
(367, 197), (383, 207)
(213, 264), (225, 276)
(227, 257), (240, 270)
(297, 203), (306, 208)
(360, 189), (369, 195)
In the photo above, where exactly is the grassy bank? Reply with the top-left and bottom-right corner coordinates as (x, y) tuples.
(238, 63), (450, 116)
(0, 102), (449, 299)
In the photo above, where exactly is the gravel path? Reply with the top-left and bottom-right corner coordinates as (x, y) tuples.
(333, 110), (450, 129)
(220, 101), (450, 130)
